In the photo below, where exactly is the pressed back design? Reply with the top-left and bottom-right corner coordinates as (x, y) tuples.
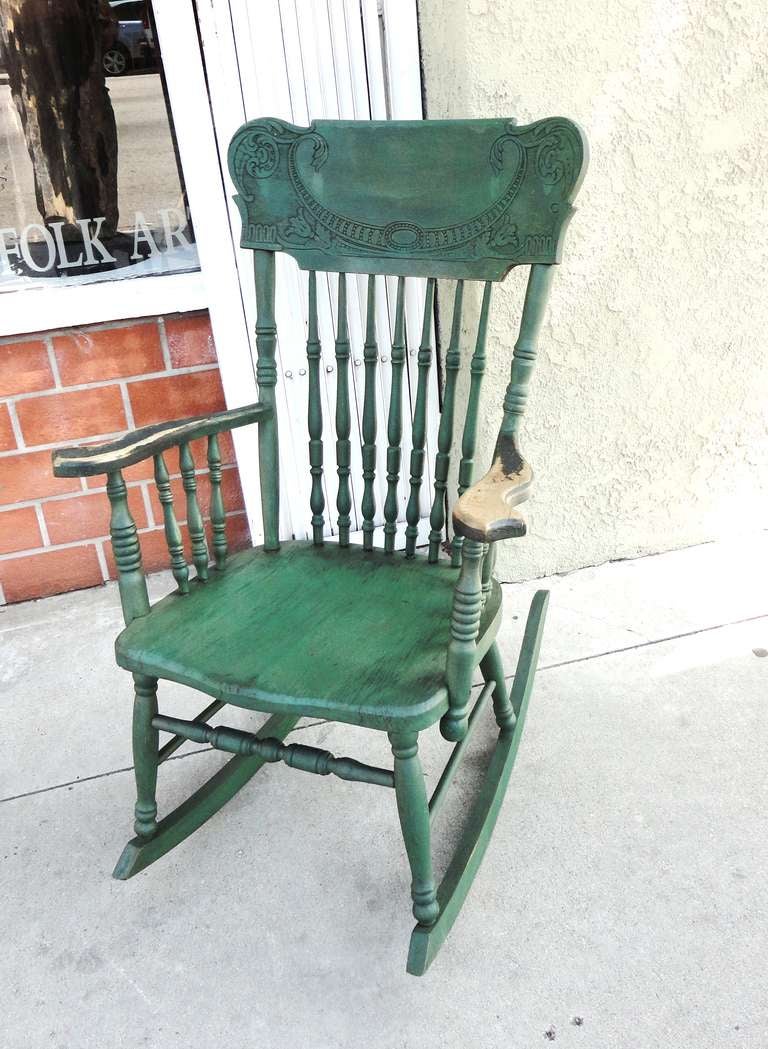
(227, 117), (587, 556)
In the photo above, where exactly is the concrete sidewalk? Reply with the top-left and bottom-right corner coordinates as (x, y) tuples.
(1, 534), (766, 1048)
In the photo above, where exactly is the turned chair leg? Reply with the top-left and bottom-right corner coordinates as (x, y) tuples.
(132, 673), (159, 838)
(389, 731), (439, 926)
(480, 641), (516, 735)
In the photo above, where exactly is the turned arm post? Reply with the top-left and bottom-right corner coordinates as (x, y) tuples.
(107, 469), (149, 625)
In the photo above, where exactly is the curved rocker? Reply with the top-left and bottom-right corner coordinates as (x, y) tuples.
(407, 589), (549, 976)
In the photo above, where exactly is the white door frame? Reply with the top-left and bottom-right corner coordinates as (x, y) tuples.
(157, 0), (430, 547)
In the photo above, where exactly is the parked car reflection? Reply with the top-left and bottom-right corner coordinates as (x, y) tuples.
(104, 0), (156, 77)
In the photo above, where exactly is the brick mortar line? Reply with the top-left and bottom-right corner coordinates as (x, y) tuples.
(0, 428), (127, 457)
(0, 361), (220, 405)
(33, 503), (50, 547)
(0, 463), (240, 512)
(157, 316), (173, 371)
(0, 312), (207, 348)
(0, 508), (248, 562)
(0, 316), (158, 348)
(6, 402), (24, 449)
(44, 335), (63, 389)
(119, 380), (136, 429)
(94, 539), (110, 583)
(139, 479), (155, 530)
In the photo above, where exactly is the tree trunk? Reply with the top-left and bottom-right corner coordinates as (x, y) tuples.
(0, 0), (119, 238)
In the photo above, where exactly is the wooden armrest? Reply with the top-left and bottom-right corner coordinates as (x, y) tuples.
(52, 402), (271, 478)
(452, 433), (532, 543)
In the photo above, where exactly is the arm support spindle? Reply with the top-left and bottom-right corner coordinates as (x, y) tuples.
(180, 441), (209, 581)
(207, 434), (227, 570)
(154, 451), (189, 593)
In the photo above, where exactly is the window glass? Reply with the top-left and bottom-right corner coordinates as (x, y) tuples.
(0, 0), (198, 293)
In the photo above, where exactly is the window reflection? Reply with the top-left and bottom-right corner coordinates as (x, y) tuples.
(0, 0), (198, 291)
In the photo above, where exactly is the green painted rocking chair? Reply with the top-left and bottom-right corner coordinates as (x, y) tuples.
(52, 116), (587, 975)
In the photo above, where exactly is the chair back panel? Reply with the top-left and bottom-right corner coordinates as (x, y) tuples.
(228, 117), (586, 280)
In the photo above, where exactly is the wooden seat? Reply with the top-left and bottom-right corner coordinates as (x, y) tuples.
(116, 542), (502, 730)
(52, 114), (587, 975)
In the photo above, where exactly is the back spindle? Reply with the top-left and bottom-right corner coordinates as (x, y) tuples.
(179, 441), (209, 580)
(384, 276), (406, 554)
(207, 434), (227, 570)
(428, 280), (464, 563)
(307, 271), (325, 544)
(452, 281), (492, 567)
(153, 451), (189, 592)
(361, 275), (378, 551)
(335, 274), (352, 547)
(405, 277), (436, 558)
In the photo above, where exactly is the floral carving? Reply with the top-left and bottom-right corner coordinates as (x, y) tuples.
(245, 136), (279, 179)
(486, 212), (519, 250)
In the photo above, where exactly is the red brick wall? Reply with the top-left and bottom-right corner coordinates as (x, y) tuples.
(0, 312), (251, 605)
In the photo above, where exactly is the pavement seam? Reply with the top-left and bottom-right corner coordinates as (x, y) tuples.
(0, 718), (330, 806)
(532, 611), (768, 675)
(4, 612), (766, 807)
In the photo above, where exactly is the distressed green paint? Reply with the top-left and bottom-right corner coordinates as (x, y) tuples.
(179, 441), (209, 581)
(405, 278), (435, 558)
(451, 281), (491, 567)
(334, 274), (352, 546)
(306, 270), (325, 544)
(131, 673), (158, 838)
(499, 263), (554, 437)
(116, 542), (502, 733)
(481, 541), (496, 607)
(390, 731), (439, 926)
(361, 275), (378, 551)
(52, 403), (270, 478)
(207, 434), (227, 570)
(228, 117), (586, 279)
(253, 249), (280, 551)
(153, 451), (189, 593)
(384, 276), (406, 554)
(153, 713), (395, 788)
(442, 537), (485, 742)
(107, 469), (149, 625)
(428, 280), (463, 562)
(53, 114), (587, 978)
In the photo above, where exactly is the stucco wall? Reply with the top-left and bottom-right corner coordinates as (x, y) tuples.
(419, 0), (768, 580)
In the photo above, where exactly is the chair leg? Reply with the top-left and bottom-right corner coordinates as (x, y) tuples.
(479, 641), (515, 735)
(131, 673), (159, 838)
(389, 731), (439, 927)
